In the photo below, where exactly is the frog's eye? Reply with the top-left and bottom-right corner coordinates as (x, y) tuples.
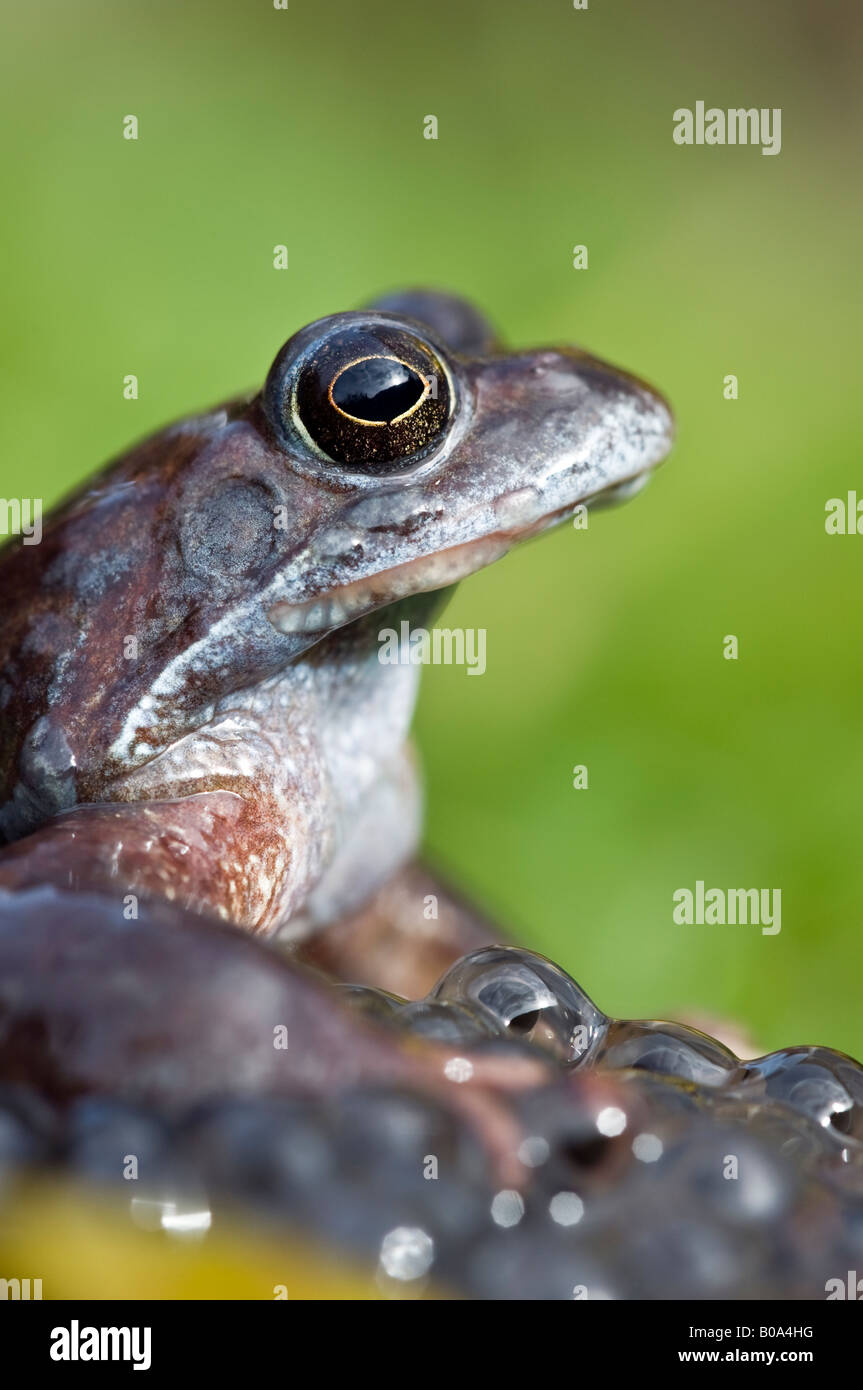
(268, 321), (453, 475)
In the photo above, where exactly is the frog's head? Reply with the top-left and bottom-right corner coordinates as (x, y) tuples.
(262, 290), (674, 637)
(0, 291), (673, 836)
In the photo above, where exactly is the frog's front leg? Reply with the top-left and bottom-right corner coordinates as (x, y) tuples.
(0, 729), (424, 943)
(0, 789), (326, 931)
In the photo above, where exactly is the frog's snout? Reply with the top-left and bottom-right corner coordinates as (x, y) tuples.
(463, 344), (674, 522)
(556, 348), (675, 508)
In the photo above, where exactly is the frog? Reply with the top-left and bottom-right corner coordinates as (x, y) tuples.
(0, 290), (673, 983)
(3, 299), (862, 1300)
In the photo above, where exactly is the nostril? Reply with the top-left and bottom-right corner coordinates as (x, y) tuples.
(531, 351), (560, 372)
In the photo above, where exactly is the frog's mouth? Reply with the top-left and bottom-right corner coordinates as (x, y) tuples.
(267, 473), (653, 638)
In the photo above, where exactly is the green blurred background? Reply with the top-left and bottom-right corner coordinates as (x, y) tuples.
(1, 0), (861, 1054)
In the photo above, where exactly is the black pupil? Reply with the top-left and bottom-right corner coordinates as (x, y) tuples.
(332, 357), (425, 424)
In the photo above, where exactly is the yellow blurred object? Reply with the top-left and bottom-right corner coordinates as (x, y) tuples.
(0, 1178), (394, 1300)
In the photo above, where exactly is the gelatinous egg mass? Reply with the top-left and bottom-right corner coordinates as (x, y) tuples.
(3, 921), (863, 1301)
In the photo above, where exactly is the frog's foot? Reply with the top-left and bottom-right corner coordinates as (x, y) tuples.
(294, 860), (503, 998)
(0, 887), (549, 1189)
